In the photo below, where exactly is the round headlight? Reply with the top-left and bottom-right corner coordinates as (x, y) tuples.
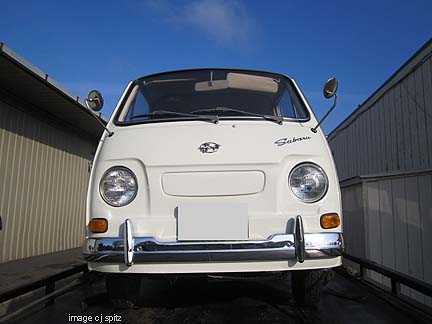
(100, 167), (137, 207)
(289, 163), (328, 203)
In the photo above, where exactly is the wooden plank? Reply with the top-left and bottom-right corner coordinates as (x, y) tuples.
(383, 94), (391, 171)
(341, 130), (347, 179)
(332, 137), (339, 177)
(391, 177), (411, 297)
(369, 107), (377, 174)
(350, 122), (358, 177)
(407, 74), (421, 170)
(388, 89), (397, 171)
(400, 79), (413, 171)
(341, 187), (353, 254)
(421, 58), (432, 168)
(356, 116), (362, 175)
(387, 90), (398, 172)
(365, 110), (372, 174)
(383, 96), (391, 172)
(378, 99), (387, 172)
(354, 116), (360, 175)
(418, 175), (432, 306)
(348, 125), (354, 177)
(405, 176), (424, 303)
(414, 67), (428, 169)
(363, 183), (370, 261)
(360, 114), (368, 175)
(361, 112), (372, 175)
(354, 121), (359, 176)
(333, 137), (340, 177)
(394, 84), (405, 171)
(336, 136), (342, 179)
(346, 125), (352, 178)
(371, 104), (378, 173)
(370, 104), (378, 174)
(368, 110), (374, 174)
(365, 181), (382, 284)
(379, 179), (395, 288)
(344, 129), (349, 179)
(342, 183), (365, 256)
(343, 130), (348, 179)
(356, 118), (361, 175)
(356, 183), (366, 258)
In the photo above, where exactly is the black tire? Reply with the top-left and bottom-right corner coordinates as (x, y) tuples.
(291, 269), (327, 306)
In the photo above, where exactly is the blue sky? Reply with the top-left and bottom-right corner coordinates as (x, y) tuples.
(1, 0), (431, 134)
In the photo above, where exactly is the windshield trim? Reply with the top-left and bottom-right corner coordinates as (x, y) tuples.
(113, 70), (311, 126)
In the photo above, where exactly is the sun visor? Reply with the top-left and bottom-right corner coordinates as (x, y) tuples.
(195, 73), (279, 93)
(227, 73), (279, 93)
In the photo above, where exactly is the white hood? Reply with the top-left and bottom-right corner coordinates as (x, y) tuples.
(97, 121), (317, 166)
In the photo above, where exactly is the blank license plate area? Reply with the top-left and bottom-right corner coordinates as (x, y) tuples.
(177, 203), (249, 241)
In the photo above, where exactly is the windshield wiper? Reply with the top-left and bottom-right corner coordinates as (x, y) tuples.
(130, 110), (219, 124)
(190, 107), (283, 125)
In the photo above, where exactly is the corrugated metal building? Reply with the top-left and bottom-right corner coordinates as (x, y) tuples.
(328, 38), (432, 306)
(0, 43), (104, 263)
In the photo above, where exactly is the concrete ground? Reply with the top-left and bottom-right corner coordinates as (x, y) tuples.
(0, 248), (83, 318)
(0, 248), (83, 297)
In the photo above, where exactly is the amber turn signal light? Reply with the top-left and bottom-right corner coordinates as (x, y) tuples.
(320, 213), (340, 229)
(88, 218), (108, 233)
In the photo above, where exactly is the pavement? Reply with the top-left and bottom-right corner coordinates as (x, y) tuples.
(0, 248), (83, 297)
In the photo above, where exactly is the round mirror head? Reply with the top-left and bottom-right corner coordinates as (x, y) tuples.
(86, 90), (104, 112)
(323, 77), (338, 99)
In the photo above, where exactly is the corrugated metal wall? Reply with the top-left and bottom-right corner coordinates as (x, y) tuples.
(361, 174), (432, 306)
(340, 174), (432, 306)
(330, 43), (432, 180)
(0, 92), (95, 263)
(328, 39), (432, 308)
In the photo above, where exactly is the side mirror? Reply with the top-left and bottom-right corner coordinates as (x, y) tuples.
(311, 77), (339, 133)
(323, 77), (338, 99)
(86, 90), (104, 112)
(84, 90), (114, 137)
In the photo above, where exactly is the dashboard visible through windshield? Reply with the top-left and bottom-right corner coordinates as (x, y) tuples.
(116, 69), (310, 125)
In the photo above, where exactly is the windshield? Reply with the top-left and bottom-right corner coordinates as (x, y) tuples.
(116, 69), (309, 124)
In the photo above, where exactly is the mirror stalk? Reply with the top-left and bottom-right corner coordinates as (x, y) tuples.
(311, 94), (338, 133)
(85, 99), (114, 137)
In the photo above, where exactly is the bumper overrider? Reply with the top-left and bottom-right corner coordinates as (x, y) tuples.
(84, 216), (343, 266)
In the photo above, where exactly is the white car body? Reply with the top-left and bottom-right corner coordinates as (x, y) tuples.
(84, 69), (343, 275)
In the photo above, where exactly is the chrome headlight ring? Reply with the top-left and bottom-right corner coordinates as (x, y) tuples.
(99, 166), (138, 207)
(289, 162), (328, 203)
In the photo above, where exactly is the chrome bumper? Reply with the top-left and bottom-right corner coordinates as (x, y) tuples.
(84, 216), (343, 266)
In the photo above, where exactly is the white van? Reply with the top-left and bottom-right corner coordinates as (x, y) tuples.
(83, 69), (343, 307)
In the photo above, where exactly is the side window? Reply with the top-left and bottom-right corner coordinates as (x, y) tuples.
(278, 90), (297, 118)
